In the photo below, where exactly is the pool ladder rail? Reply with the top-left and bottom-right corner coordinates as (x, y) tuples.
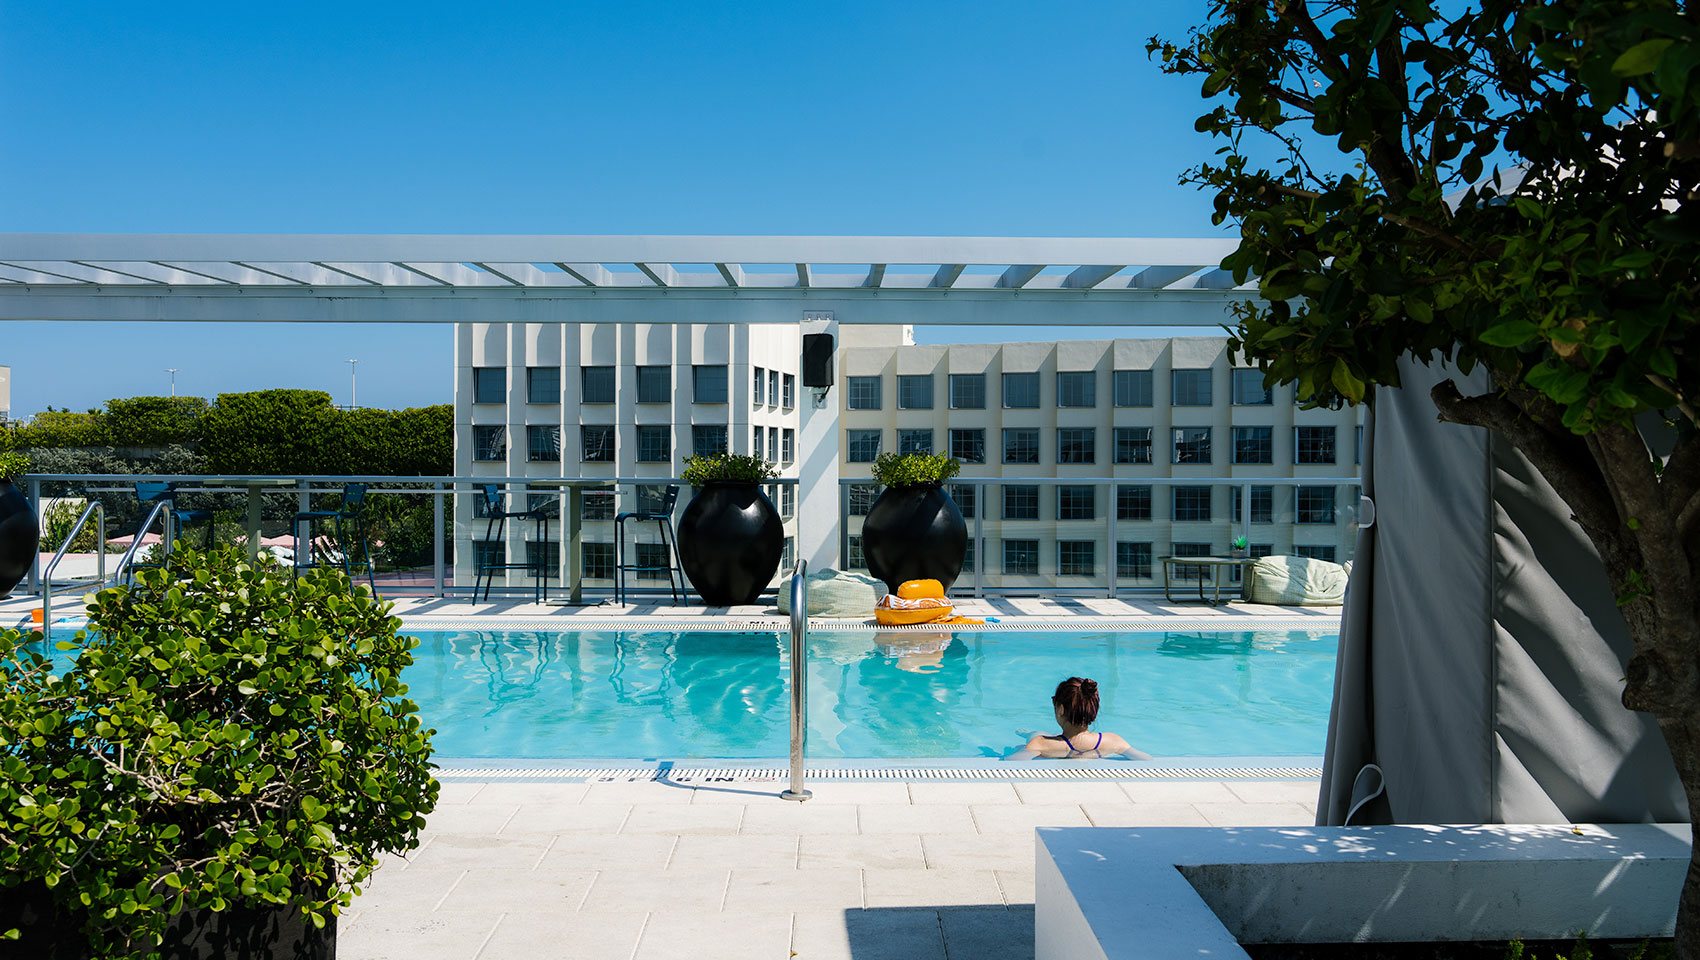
(781, 559), (811, 802)
(39, 498), (173, 633)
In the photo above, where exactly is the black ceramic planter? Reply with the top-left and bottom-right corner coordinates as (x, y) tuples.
(676, 481), (784, 606)
(0, 479), (38, 598)
(861, 483), (967, 593)
(0, 881), (337, 960)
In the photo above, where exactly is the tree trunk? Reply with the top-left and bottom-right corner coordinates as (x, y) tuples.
(1658, 716), (1700, 960)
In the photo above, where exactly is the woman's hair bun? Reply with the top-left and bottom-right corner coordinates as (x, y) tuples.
(1081, 679), (1098, 694)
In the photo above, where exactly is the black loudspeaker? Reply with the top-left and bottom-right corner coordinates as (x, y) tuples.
(802, 333), (834, 388)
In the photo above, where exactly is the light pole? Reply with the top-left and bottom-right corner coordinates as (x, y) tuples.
(165, 368), (179, 397)
(347, 359), (359, 409)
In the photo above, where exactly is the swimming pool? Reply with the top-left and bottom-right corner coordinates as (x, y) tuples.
(406, 628), (1337, 759)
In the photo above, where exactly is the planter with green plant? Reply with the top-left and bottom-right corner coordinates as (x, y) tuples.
(861, 452), (967, 593)
(676, 453), (784, 606)
(0, 545), (438, 959)
(0, 450), (37, 597)
(1232, 536), (1249, 558)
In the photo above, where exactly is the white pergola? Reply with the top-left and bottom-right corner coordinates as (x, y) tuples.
(0, 234), (1253, 326)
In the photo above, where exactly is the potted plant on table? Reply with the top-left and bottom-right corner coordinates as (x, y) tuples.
(1231, 536), (1248, 558)
(861, 452), (966, 593)
(0, 545), (438, 959)
(0, 450), (38, 597)
(676, 453), (783, 606)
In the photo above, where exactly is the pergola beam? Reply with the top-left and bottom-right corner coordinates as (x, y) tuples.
(998, 264), (1043, 288)
(864, 264), (886, 288)
(931, 264), (966, 288)
(1064, 265), (1123, 289)
(555, 262), (612, 286)
(795, 263), (812, 287)
(635, 262), (678, 287)
(715, 263), (744, 287)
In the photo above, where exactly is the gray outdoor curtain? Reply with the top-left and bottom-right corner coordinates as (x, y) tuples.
(1319, 357), (1687, 825)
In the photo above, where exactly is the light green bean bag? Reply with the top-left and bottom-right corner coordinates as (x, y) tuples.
(1246, 555), (1350, 606)
(776, 567), (886, 618)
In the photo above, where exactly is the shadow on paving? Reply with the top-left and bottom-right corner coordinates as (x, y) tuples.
(842, 906), (1033, 960)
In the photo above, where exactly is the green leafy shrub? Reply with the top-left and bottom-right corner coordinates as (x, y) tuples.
(0, 450), (28, 482)
(871, 451), (960, 488)
(0, 546), (438, 956)
(39, 498), (100, 553)
(681, 453), (780, 486)
(99, 396), (208, 447)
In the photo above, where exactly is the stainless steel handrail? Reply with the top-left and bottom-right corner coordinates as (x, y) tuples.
(39, 500), (107, 633)
(113, 501), (172, 586)
(781, 559), (811, 802)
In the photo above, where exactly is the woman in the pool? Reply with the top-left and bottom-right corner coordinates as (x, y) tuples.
(1022, 677), (1152, 760)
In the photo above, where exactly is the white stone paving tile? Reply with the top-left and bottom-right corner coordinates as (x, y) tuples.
(435, 868), (597, 912)
(536, 834), (678, 871)
(499, 802), (632, 835)
(723, 867), (866, 912)
(1193, 801), (1316, 827)
(1010, 781), (1134, 805)
(581, 781), (698, 805)
(687, 784), (791, 804)
(863, 867), (1005, 908)
(578, 869), (731, 914)
(668, 834), (799, 871)
(799, 781), (913, 804)
(422, 804), (519, 833)
(940, 906), (1036, 960)
(1118, 779), (1244, 804)
(799, 834), (926, 871)
(919, 833), (1033, 872)
(792, 908), (948, 960)
(621, 803), (745, 835)
(907, 781), (1021, 805)
(350, 866), (466, 913)
(475, 911), (646, 960)
(858, 803), (977, 835)
(969, 803), (1091, 835)
(1225, 779), (1323, 805)
(632, 911), (794, 959)
(405, 834), (554, 871)
(741, 801), (860, 835)
(1080, 802), (1211, 827)
(432, 782), (487, 805)
(994, 868), (1037, 906)
(465, 781), (590, 804)
(336, 909), (501, 960)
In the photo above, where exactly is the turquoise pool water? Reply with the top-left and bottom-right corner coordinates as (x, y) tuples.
(405, 629), (1337, 759)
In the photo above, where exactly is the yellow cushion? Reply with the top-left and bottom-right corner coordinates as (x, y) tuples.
(873, 594), (953, 625)
(896, 579), (945, 600)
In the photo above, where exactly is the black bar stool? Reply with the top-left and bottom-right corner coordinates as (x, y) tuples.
(292, 482), (377, 594)
(614, 485), (686, 605)
(471, 484), (552, 603)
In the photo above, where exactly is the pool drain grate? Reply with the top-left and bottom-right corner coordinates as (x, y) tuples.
(433, 764), (1322, 783)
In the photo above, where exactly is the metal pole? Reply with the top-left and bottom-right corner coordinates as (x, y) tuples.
(781, 559), (811, 801)
(26, 478), (39, 593)
(347, 359), (359, 409)
(433, 481), (445, 598)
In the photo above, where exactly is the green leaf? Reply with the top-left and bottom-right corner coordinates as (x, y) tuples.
(1331, 359), (1365, 403)
(1611, 39), (1675, 77)
(1479, 320), (1540, 347)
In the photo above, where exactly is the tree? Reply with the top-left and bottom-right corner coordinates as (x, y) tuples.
(1150, 0), (1700, 950)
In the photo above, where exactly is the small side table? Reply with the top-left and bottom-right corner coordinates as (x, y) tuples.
(1159, 556), (1256, 605)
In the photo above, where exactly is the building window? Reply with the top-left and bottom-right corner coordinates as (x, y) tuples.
(472, 485), (503, 519)
(848, 483), (879, 516)
(1058, 541), (1095, 576)
(1057, 427), (1096, 464)
(527, 367), (560, 404)
(767, 426), (779, 461)
(950, 428), (986, 464)
(1003, 428), (1040, 465)
(847, 376), (882, 410)
(582, 542), (614, 579)
(782, 428), (794, 462)
(693, 365), (728, 403)
(1172, 427), (1212, 464)
(949, 373), (986, 409)
(1293, 544), (1338, 563)
(473, 540), (505, 571)
(1003, 539), (1039, 575)
(633, 542), (670, 579)
(472, 425), (505, 461)
(1003, 485), (1039, 520)
(636, 425), (671, 463)
(948, 483), (976, 518)
(1231, 369), (1272, 405)
(581, 366), (615, 404)
(1296, 426), (1337, 464)
(1231, 485), (1274, 523)
(847, 534), (866, 569)
(781, 536), (794, 572)
(898, 429), (934, 455)
(846, 429), (881, 462)
(472, 367), (505, 404)
(526, 425), (561, 462)
(525, 540), (562, 576)
(1058, 485), (1095, 521)
(1171, 541), (1214, 579)
(782, 374), (795, 408)
(769, 370), (780, 405)
(1117, 541), (1153, 579)
(1114, 370), (1153, 407)
(1173, 486), (1213, 522)
(1117, 485), (1152, 521)
(636, 366), (670, 403)
(753, 366), (766, 404)
(780, 484), (795, 518)
(582, 486), (616, 520)
(1297, 486), (1337, 523)
(634, 485), (671, 515)
(1233, 426), (1274, 464)
(692, 425), (728, 457)
(962, 540), (975, 572)
(1355, 424), (1363, 465)
(1057, 371), (1096, 408)
(1002, 372), (1040, 408)
(1172, 369), (1213, 406)
(897, 374), (934, 410)
(1113, 427), (1152, 464)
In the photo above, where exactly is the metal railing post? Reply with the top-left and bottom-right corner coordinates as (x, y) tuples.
(433, 481), (445, 598)
(781, 559), (812, 802)
(26, 478), (40, 593)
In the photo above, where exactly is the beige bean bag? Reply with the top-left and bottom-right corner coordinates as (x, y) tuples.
(1246, 555), (1350, 606)
(776, 568), (887, 618)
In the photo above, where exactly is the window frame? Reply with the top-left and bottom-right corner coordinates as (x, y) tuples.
(635, 425), (671, 463)
(846, 376), (883, 410)
(472, 367), (506, 405)
(526, 366), (560, 405)
(1171, 368), (1213, 406)
(1056, 371), (1097, 408)
(948, 373), (986, 410)
(1002, 371), (1040, 409)
(635, 366), (671, 404)
(897, 374), (935, 410)
(580, 365), (615, 404)
(1002, 427), (1040, 465)
(1113, 369), (1153, 407)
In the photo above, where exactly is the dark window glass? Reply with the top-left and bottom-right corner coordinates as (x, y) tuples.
(1297, 486), (1336, 523)
(1058, 541), (1095, 576)
(527, 367), (560, 404)
(581, 366), (615, 404)
(634, 542), (670, 578)
(472, 425), (505, 461)
(898, 429), (933, 455)
(1172, 369), (1213, 406)
(693, 365), (728, 403)
(947, 483), (976, 518)
(782, 374), (795, 407)
(1057, 427), (1095, 464)
(1355, 424), (1363, 465)
(1294, 544), (1338, 562)
(1172, 427), (1212, 464)
(1232, 485), (1274, 523)
(1002, 539), (1039, 575)
(1002, 372), (1040, 408)
(1233, 426), (1274, 464)
(1058, 485), (1095, 520)
(1057, 371), (1096, 408)
(473, 540), (504, 570)
(1114, 370), (1153, 407)
(753, 366), (765, 404)
(780, 485), (795, 517)
(636, 366), (671, 403)
(472, 485), (502, 519)
(847, 376), (882, 410)
(848, 483), (879, 516)
(582, 486), (615, 520)
(950, 428), (986, 464)
(1231, 369), (1272, 405)
(847, 534), (865, 569)
(782, 428), (794, 462)
(582, 542), (614, 579)
(769, 370), (779, 404)
(1117, 541), (1153, 579)
(962, 540), (975, 572)
(633, 485), (671, 515)
(1003, 428), (1040, 465)
(1114, 427), (1152, 464)
(767, 426), (780, 461)
(781, 536), (794, 571)
(473, 367), (505, 404)
(1296, 426), (1337, 464)
(1003, 485), (1039, 520)
(526, 425), (561, 462)
(581, 426), (615, 463)
(1173, 486), (1213, 522)
(846, 429), (881, 462)
(949, 374), (986, 409)
(692, 425), (728, 457)
(636, 425), (671, 462)
(525, 539), (561, 576)
(1116, 485), (1152, 521)
(897, 375), (934, 410)
(1171, 541), (1214, 580)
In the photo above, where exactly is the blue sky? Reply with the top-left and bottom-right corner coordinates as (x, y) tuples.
(1, 0), (1231, 415)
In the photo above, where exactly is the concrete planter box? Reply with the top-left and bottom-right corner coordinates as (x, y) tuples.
(1036, 824), (1690, 960)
